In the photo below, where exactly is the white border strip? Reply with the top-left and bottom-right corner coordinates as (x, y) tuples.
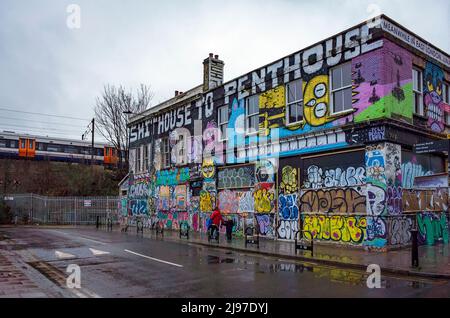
(124, 249), (183, 268)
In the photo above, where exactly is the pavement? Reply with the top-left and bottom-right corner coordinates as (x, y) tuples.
(118, 225), (450, 279)
(1, 225), (450, 298)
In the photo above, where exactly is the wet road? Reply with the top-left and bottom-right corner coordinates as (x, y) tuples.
(1, 227), (449, 298)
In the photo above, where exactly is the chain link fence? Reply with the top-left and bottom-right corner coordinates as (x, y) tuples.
(0, 193), (119, 225)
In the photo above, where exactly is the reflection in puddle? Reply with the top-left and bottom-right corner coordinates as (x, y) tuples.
(206, 255), (237, 264)
(269, 263), (314, 273)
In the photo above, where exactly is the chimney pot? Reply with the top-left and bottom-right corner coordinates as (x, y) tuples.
(214, 55), (219, 59)
(175, 90), (179, 96)
(209, 53), (213, 58)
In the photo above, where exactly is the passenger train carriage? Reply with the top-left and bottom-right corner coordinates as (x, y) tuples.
(0, 131), (119, 166)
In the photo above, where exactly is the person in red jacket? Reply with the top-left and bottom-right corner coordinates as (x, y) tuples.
(210, 208), (224, 228)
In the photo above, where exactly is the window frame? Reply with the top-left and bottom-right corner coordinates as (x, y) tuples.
(245, 94), (259, 136)
(143, 144), (149, 171)
(330, 62), (353, 115)
(285, 78), (304, 126)
(443, 82), (450, 125)
(413, 68), (424, 116)
(218, 105), (229, 141)
(161, 137), (170, 168)
(135, 146), (141, 173)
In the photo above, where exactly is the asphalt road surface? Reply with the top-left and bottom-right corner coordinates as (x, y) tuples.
(1, 226), (449, 298)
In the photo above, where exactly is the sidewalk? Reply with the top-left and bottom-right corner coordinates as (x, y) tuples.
(137, 227), (450, 279)
(0, 233), (49, 298)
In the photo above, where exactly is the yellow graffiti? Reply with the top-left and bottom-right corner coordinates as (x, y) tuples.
(200, 190), (213, 212)
(303, 215), (367, 244)
(280, 166), (298, 194)
(201, 158), (215, 179)
(303, 75), (354, 127)
(254, 187), (275, 213)
(259, 86), (285, 109)
(259, 86), (286, 136)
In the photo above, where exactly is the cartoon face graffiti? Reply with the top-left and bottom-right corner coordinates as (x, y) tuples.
(201, 159), (215, 179)
(424, 62), (445, 133)
(303, 74), (354, 127)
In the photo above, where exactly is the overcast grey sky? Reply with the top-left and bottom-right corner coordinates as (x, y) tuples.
(0, 0), (449, 141)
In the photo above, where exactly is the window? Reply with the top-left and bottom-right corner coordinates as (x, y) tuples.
(0, 140), (6, 148)
(161, 137), (170, 168)
(21, 139), (25, 149)
(143, 144), (149, 170)
(177, 135), (187, 165)
(286, 79), (303, 124)
(218, 106), (229, 140)
(413, 68), (424, 115)
(36, 142), (45, 151)
(47, 145), (60, 152)
(444, 83), (450, 125)
(330, 62), (352, 113)
(245, 95), (259, 135)
(136, 146), (141, 172)
(9, 140), (18, 148)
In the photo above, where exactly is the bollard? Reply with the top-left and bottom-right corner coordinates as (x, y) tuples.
(96, 215), (100, 229)
(411, 229), (419, 267)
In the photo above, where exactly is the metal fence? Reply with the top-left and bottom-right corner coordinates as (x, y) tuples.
(1, 193), (120, 225)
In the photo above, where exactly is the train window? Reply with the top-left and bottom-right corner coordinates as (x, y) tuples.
(47, 145), (60, 152)
(9, 140), (18, 148)
(65, 146), (76, 153)
(97, 149), (103, 156)
(0, 140), (6, 148)
(21, 140), (25, 148)
(29, 140), (33, 149)
(36, 142), (45, 151)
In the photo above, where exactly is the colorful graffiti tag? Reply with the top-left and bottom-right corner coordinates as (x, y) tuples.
(303, 215), (367, 244)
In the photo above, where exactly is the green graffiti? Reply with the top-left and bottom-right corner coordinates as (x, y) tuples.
(355, 83), (413, 123)
(417, 213), (449, 245)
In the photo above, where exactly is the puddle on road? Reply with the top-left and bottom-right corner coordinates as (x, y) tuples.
(206, 255), (236, 264)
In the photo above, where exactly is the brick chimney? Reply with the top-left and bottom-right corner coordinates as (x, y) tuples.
(203, 52), (224, 92)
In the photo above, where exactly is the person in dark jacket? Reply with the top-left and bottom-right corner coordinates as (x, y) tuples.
(224, 217), (234, 242)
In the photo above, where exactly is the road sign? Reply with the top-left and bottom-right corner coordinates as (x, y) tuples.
(413, 140), (449, 154)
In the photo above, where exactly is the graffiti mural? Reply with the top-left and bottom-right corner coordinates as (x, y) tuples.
(279, 193), (299, 220)
(364, 144), (388, 247)
(402, 188), (448, 212)
(237, 191), (254, 213)
(280, 165), (298, 194)
(255, 213), (275, 237)
(300, 188), (366, 214)
(254, 183), (275, 214)
(417, 213), (449, 245)
(277, 219), (299, 240)
(255, 159), (276, 183)
(303, 215), (367, 244)
(156, 167), (189, 186)
(217, 164), (255, 189)
(157, 211), (189, 230)
(174, 184), (187, 211)
(424, 62), (445, 133)
(388, 217), (412, 245)
(218, 190), (239, 214)
(303, 165), (365, 188)
(351, 41), (413, 124)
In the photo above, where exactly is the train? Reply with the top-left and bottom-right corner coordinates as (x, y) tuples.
(0, 131), (119, 166)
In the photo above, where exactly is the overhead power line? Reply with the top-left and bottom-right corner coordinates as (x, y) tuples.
(0, 116), (85, 128)
(0, 107), (90, 121)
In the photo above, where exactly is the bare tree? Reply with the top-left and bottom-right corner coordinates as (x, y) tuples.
(94, 84), (153, 170)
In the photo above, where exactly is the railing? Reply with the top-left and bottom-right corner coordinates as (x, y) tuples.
(1, 193), (120, 225)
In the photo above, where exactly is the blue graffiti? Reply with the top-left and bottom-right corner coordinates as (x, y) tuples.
(279, 194), (299, 220)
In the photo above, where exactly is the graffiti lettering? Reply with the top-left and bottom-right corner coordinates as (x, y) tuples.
(300, 188), (366, 214)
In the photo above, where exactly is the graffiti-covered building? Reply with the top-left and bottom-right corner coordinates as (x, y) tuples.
(126, 15), (450, 250)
